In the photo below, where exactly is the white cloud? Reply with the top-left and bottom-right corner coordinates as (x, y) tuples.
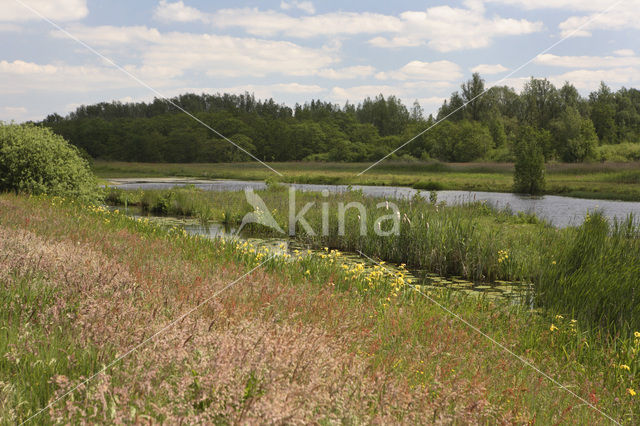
(149, 33), (336, 78)
(0, 60), (143, 93)
(52, 25), (162, 45)
(2, 106), (27, 118)
(375, 61), (463, 82)
(534, 53), (640, 68)
(549, 68), (639, 90)
(317, 66), (375, 80)
(153, 4), (540, 52)
(280, 0), (315, 14)
(614, 49), (635, 57)
(368, 36), (422, 48)
(471, 64), (509, 74)
(368, 5), (542, 52)
(487, 0), (612, 11)
(0, 0), (88, 22)
(153, 0), (208, 23)
(50, 25), (338, 80)
(209, 8), (402, 38)
(556, 1), (640, 37)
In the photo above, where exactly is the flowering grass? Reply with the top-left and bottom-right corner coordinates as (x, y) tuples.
(0, 194), (639, 423)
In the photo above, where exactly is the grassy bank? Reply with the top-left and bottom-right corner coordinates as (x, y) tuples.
(1, 194), (639, 423)
(106, 185), (640, 335)
(95, 160), (640, 201)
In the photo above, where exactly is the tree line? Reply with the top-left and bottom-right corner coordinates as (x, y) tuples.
(39, 75), (640, 163)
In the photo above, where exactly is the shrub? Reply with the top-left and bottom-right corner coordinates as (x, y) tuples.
(595, 142), (640, 162)
(0, 123), (99, 201)
(513, 126), (546, 195)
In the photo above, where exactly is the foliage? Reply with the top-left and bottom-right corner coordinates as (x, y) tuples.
(550, 107), (598, 162)
(37, 76), (640, 165)
(0, 123), (99, 201)
(513, 127), (546, 194)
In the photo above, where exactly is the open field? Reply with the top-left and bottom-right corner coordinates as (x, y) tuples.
(1, 194), (639, 423)
(94, 160), (640, 201)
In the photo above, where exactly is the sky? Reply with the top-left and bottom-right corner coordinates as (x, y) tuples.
(1, 0), (640, 122)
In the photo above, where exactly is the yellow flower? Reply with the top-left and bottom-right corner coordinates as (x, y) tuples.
(635, 331), (640, 338)
(620, 364), (631, 371)
(550, 324), (559, 332)
(304, 270), (310, 276)
(552, 260), (556, 265)
(555, 315), (564, 320)
(628, 388), (637, 396)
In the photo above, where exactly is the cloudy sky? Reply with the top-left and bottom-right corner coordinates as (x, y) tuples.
(1, 0), (640, 122)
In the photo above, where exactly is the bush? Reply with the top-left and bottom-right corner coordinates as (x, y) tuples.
(0, 123), (99, 201)
(595, 142), (640, 162)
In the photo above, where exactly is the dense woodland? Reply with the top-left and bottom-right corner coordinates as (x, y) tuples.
(39, 74), (640, 163)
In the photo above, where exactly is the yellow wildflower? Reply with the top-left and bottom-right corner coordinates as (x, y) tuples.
(550, 324), (559, 332)
(620, 364), (631, 371)
(628, 388), (637, 396)
(635, 331), (640, 338)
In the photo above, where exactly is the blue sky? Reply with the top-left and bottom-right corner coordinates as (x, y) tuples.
(2, 0), (640, 122)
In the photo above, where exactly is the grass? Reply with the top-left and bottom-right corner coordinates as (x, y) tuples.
(105, 184), (640, 336)
(94, 160), (640, 201)
(2, 194), (640, 423)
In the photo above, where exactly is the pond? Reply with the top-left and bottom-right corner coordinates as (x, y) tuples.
(109, 178), (640, 228)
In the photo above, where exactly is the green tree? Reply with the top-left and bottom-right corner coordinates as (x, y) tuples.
(0, 123), (99, 201)
(520, 78), (561, 129)
(550, 107), (598, 162)
(513, 126), (546, 194)
(589, 82), (617, 144)
(431, 120), (492, 162)
(461, 72), (486, 121)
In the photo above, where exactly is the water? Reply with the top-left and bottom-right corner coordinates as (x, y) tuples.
(110, 178), (640, 228)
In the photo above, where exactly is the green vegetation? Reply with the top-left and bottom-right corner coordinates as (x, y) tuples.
(1, 194), (639, 423)
(513, 126), (546, 194)
(106, 184), (640, 335)
(39, 75), (640, 165)
(0, 123), (99, 201)
(96, 160), (640, 201)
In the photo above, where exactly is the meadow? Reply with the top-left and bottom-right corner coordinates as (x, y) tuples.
(94, 160), (640, 201)
(1, 193), (639, 423)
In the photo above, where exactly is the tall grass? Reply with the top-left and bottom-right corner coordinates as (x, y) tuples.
(538, 212), (640, 332)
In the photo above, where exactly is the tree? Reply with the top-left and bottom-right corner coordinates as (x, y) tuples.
(0, 123), (99, 201)
(410, 100), (425, 122)
(550, 107), (598, 162)
(589, 82), (617, 144)
(431, 120), (492, 162)
(513, 126), (546, 195)
(520, 78), (561, 129)
(461, 72), (486, 121)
